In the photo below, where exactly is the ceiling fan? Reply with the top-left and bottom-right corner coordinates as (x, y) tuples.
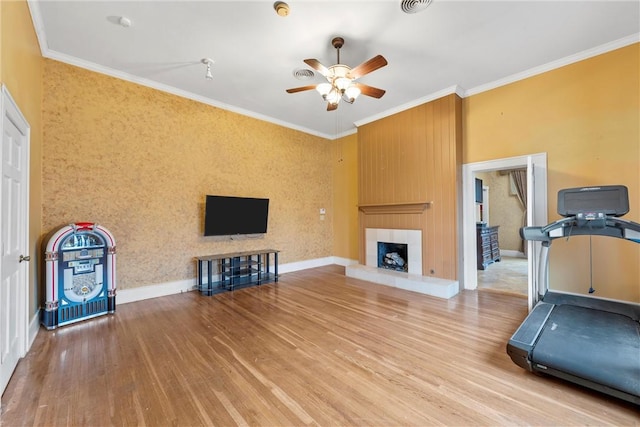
(286, 37), (387, 111)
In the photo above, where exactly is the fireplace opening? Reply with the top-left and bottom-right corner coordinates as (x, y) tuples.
(377, 242), (409, 272)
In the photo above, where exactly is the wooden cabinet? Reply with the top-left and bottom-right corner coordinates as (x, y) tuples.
(476, 225), (500, 270)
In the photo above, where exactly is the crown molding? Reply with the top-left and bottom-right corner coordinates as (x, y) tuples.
(463, 33), (640, 97)
(47, 50), (336, 140)
(354, 85), (464, 128)
(26, 0), (639, 138)
(27, 0), (335, 139)
(27, 0), (48, 56)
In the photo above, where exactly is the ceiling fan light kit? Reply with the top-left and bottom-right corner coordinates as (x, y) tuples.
(286, 36), (387, 111)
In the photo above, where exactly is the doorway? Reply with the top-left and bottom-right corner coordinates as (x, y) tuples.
(0, 85), (30, 397)
(475, 170), (527, 295)
(461, 154), (547, 310)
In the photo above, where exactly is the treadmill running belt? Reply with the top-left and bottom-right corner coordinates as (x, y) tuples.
(532, 304), (640, 397)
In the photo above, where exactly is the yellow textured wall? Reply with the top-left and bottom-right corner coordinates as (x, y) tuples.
(484, 172), (525, 252)
(42, 60), (333, 290)
(464, 44), (640, 302)
(1, 0), (43, 316)
(332, 133), (358, 260)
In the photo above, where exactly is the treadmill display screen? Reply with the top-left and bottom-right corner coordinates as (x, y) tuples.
(557, 185), (629, 217)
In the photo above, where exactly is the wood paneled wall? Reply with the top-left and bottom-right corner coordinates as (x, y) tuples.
(357, 94), (462, 280)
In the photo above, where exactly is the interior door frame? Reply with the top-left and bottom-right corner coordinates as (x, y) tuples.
(0, 84), (30, 398)
(461, 153), (547, 310)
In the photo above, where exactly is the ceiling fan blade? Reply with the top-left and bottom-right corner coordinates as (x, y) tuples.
(304, 59), (330, 77)
(348, 55), (388, 79)
(353, 83), (386, 99)
(286, 85), (317, 94)
(327, 102), (338, 111)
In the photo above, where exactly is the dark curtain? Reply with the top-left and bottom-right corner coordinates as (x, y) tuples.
(510, 170), (527, 255)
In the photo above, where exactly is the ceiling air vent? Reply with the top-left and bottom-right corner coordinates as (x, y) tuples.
(400, 0), (433, 14)
(293, 68), (315, 80)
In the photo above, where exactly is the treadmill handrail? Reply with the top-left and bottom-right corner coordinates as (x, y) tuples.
(521, 216), (640, 297)
(521, 216), (640, 244)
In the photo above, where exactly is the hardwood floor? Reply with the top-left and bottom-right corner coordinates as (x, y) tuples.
(1, 265), (637, 426)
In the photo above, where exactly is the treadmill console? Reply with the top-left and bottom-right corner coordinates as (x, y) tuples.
(557, 185), (629, 218)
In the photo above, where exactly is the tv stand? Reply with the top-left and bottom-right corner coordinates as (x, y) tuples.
(195, 249), (279, 296)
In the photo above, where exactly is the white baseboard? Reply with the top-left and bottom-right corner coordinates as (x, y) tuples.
(117, 256), (359, 305)
(331, 256), (359, 267)
(277, 256), (333, 274)
(277, 256), (358, 273)
(117, 278), (196, 304)
(500, 250), (526, 258)
(27, 311), (40, 352)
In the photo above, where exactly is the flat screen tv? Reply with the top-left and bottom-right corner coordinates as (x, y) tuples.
(475, 178), (483, 203)
(204, 195), (269, 236)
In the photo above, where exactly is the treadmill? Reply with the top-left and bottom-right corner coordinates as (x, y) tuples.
(507, 185), (640, 405)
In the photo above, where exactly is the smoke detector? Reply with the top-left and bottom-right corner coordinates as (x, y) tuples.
(274, 2), (290, 17)
(400, 0), (433, 14)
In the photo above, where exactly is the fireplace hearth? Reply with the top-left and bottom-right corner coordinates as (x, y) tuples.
(377, 242), (408, 272)
(346, 228), (459, 299)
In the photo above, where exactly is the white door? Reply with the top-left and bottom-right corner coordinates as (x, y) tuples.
(0, 85), (30, 396)
(526, 158), (537, 310)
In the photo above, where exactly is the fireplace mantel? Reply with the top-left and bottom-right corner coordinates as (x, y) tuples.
(358, 201), (431, 215)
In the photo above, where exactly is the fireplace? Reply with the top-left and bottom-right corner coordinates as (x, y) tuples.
(346, 227), (459, 299)
(345, 228), (459, 298)
(378, 242), (408, 272)
(365, 228), (422, 275)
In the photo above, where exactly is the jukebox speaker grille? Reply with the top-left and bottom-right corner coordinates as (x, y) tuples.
(59, 298), (108, 325)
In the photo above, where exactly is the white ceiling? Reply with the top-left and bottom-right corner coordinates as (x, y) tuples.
(29, 1), (640, 138)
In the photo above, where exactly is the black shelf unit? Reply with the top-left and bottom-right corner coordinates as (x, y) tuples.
(195, 249), (279, 296)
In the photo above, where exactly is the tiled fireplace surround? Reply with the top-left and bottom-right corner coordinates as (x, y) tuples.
(346, 228), (459, 299)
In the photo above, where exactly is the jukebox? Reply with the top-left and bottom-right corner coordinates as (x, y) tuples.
(43, 222), (116, 329)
